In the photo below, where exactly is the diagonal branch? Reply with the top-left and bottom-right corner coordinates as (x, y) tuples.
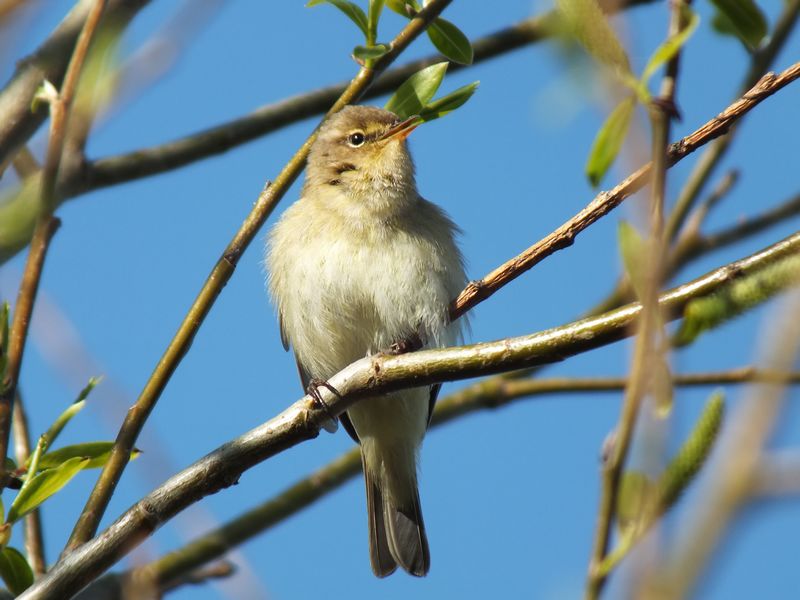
(19, 230), (800, 600)
(64, 0), (458, 553)
(449, 60), (800, 320)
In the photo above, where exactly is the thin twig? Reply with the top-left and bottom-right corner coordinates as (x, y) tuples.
(0, 0), (106, 490)
(137, 366), (800, 590)
(0, 0), (147, 168)
(18, 230), (800, 600)
(64, 0), (457, 552)
(586, 4), (689, 596)
(11, 393), (46, 576)
(449, 59), (800, 320)
(663, 0), (800, 242)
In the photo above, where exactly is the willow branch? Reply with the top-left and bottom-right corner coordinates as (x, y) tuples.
(449, 59), (800, 320)
(0, 0), (148, 168)
(19, 230), (800, 600)
(135, 365), (800, 590)
(64, 0), (457, 552)
(0, 0), (107, 486)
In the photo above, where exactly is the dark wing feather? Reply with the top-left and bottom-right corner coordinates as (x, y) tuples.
(427, 383), (441, 427)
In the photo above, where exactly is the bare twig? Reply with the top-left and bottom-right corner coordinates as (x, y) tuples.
(663, 0), (800, 242)
(11, 394), (46, 576)
(449, 60), (800, 320)
(64, 0), (458, 552)
(19, 231), (800, 600)
(0, 0), (106, 489)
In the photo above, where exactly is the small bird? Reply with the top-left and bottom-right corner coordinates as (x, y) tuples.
(266, 105), (466, 577)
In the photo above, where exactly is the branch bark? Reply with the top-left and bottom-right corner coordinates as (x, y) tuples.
(19, 230), (800, 600)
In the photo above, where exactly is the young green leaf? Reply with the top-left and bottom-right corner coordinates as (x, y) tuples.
(385, 62), (448, 118)
(617, 219), (646, 299)
(352, 44), (391, 61)
(657, 391), (724, 510)
(40, 375), (101, 449)
(307, 0), (369, 39)
(556, 0), (632, 76)
(642, 6), (700, 83)
(386, 0), (418, 16)
(652, 356), (674, 418)
(367, 0), (385, 45)
(36, 442), (140, 471)
(710, 0), (767, 51)
(586, 96), (635, 187)
(616, 471), (656, 536)
(427, 18), (473, 65)
(417, 81), (479, 122)
(7, 456), (90, 523)
(0, 547), (33, 595)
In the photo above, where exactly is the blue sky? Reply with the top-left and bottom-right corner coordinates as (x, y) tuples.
(1, 1), (800, 599)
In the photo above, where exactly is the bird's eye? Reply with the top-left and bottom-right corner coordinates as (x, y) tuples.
(347, 132), (365, 147)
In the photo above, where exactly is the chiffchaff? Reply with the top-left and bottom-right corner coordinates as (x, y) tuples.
(266, 105), (466, 577)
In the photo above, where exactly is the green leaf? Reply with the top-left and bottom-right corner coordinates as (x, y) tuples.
(367, 0), (385, 45)
(710, 0), (767, 51)
(616, 471), (656, 536)
(7, 456), (90, 523)
(657, 391), (725, 510)
(641, 6), (699, 83)
(352, 44), (391, 61)
(417, 81), (479, 122)
(0, 547), (33, 595)
(617, 220), (646, 299)
(307, 0), (369, 39)
(427, 18), (473, 65)
(386, 0), (418, 16)
(555, 0), (632, 76)
(40, 375), (101, 448)
(586, 96), (635, 187)
(385, 62), (448, 118)
(36, 442), (140, 471)
(652, 356), (674, 418)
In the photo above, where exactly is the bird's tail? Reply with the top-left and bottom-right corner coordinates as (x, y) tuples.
(363, 454), (430, 578)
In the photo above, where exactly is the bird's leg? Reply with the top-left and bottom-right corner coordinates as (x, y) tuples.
(306, 378), (340, 433)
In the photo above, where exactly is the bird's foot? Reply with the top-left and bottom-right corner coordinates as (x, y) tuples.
(306, 378), (340, 433)
(386, 332), (423, 355)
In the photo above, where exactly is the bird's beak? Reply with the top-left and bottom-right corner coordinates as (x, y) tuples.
(380, 116), (421, 142)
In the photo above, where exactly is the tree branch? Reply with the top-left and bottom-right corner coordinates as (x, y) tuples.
(449, 59), (800, 320)
(75, 0), (656, 194)
(138, 366), (800, 590)
(19, 230), (800, 600)
(64, 0), (458, 553)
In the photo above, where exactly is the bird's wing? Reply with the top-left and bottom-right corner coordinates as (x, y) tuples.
(428, 383), (441, 427)
(282, 312), (360, 443)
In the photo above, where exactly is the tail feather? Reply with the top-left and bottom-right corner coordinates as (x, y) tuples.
(385, 493), (430, 577)
(365, 462), (398, 577)
(363, 455), (429, 578)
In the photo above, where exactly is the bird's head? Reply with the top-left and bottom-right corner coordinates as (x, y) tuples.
(304, 105), (419, 214)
